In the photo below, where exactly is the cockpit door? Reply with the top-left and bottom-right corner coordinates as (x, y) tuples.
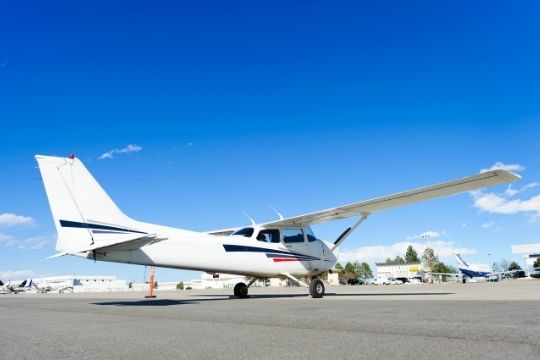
(280, 228), (310, 272)
(305, 226), (324, 271)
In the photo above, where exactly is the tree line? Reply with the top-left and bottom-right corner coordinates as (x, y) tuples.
(334, 261), (373, 282)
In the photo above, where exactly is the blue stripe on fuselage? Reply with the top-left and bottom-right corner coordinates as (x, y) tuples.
(223, 244), (319, 261)
(59, 220), (147, 234)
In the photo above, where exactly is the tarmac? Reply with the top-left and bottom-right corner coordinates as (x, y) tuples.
(1, 280), (539, 360)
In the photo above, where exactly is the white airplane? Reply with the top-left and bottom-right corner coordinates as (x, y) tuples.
(454, 254), (522, 281)
(1, 279), (36, 294)
(35, 155), (519, 298)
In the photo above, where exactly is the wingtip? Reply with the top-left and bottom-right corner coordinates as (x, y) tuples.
(492, 169), (521, 182)
(46, 252), (69, 260)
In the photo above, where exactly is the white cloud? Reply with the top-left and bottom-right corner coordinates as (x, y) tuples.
(471, 190), (540, 220)
(471, 162), (540, 221)
(504, 183), (538, 198)
(99, 144), (142, 160)
(521, 182), (539, 192)
(17, 235), (52, 250)
(406, 230), (444, 241)
(0, 234), (53, 250)
(0, 270), (34, 280)
(504, 185), (519, 197)
(339, 240), (476, 263)
(0, 213), (35, 228)
(0, 233), (14, 244)
(481, 221), (496, 229)
(480, 162), (525, 173)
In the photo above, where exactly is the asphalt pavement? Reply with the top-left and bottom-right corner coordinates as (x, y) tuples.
(1, 280), (539, 360)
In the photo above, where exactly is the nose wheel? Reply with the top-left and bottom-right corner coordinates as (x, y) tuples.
(309, 278), (325, 298)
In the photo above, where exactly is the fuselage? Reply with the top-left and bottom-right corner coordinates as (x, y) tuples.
(458, 267), (491, 278)
(90, 221), (337, 277)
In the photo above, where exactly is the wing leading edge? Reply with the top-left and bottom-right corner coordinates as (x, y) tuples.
(264, 169), (520, 227)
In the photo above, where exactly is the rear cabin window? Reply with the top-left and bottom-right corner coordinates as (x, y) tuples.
(256, 229), (280, 243)
(283, 228), (305, 243)
(232, 227), (254, 237)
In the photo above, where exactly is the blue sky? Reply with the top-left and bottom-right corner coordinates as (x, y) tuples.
(1, 1), (539, 282)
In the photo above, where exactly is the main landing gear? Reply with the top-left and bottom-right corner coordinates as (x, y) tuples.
(233, 275), (326, 299)
(282, 272), (326, 298)
(233, 282), (249, 298)
(233, 277), (257, 299)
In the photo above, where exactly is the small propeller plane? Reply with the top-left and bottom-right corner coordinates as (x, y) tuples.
(454, 253), (523, 281)
(36, 155), (519, 298)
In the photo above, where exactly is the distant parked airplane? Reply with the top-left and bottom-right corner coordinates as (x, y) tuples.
(454, 254), (522, 281)
(36, 155), (519, 298)
(1, 279), (35, 294)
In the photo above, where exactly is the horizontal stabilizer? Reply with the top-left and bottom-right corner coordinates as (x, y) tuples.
(47, 234), (165, 258)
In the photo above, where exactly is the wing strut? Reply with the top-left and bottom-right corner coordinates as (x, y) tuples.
(331, 214), (369, 252)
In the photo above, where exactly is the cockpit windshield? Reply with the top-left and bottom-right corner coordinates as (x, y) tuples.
(231, 227), (254, 237)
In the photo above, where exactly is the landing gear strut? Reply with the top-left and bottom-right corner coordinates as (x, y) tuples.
(309, 278), (325, 298)
(281, 272), (325, 298)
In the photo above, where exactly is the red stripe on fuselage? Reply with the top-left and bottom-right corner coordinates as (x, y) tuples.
(272, 257), (304, 262)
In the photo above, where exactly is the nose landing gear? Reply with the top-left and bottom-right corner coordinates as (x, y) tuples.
(309, 278), (325, 298)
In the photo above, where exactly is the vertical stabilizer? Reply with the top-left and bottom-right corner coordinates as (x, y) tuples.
(454, 253), (469, 268)
(35, 155), (136, 253)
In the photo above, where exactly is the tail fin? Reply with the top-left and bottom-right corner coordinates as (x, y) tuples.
(454, 253), (469, 268)
(35, 155), (138, 253)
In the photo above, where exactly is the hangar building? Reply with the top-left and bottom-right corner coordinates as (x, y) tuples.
(375, 263), (424, 282)
(511, 243), (540, 276)
(34, 275), (126, 292)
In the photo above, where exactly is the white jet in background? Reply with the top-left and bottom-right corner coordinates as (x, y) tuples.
(0, 279), (36, 294)
(454, 253), (523, 282)
(35, 155), (519, 298)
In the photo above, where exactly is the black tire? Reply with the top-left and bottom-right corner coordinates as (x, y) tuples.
(234, 282), (248, 298)
(309, 278), (325, 298)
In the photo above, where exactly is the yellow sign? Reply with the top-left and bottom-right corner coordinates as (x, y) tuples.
(408, 265), (421, 272)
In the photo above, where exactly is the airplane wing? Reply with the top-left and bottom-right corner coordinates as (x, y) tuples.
(264, 170), (520, 227)
(206, 227), (241, 236)
(487, 269), (523, 277)
(431, 272), (461, 276)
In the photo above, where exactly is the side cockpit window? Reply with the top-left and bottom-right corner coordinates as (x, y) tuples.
(283, 228), (305, 243)
(232, 227), (254, 238)
(305, 226), (317, 242)
(256, 229), (280, 243)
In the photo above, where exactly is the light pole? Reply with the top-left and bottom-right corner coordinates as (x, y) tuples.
(422, 234), (433, 284)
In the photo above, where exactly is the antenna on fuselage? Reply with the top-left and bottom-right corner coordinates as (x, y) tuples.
(269, 205), (284, 220)
(241, 211), (256, 226)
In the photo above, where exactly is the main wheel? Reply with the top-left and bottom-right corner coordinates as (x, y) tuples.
(309, 278), (325, 298)
(233, 282), (248, 298)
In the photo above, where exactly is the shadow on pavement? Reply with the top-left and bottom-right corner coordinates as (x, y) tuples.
(326, 292), (454, 297)
(92, 299), (203, 306)
(92, 291), (453, 306)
